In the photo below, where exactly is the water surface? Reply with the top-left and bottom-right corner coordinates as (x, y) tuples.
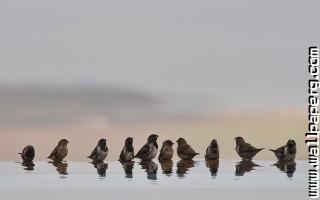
(0, 160), (307, 200)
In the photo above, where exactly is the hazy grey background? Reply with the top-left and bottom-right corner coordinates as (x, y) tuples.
(0, 0), (319, 126)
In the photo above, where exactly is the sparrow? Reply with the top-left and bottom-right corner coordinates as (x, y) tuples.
(18, 145), (35, 162)
(134, 134), (159, 161)
(87, 138), (108, 163)
(119, 137), (134, 162)
(235, 136), (264, 160)
(205, 139), (219, 160)
(269, 139), (297, 162)
(235, 160), (260, 176)
(176, 138), (199, 160)
(158, 140), (174, 162)
(206, 159), (219, 177)
(48, 139), (69, 162)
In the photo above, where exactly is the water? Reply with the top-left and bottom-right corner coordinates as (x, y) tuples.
(0, 160), (307, 200)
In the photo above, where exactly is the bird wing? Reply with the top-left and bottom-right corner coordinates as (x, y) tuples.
(181, 144), (197, 155)
(48, 145), (59, 158)
(88, 147), (98, 159)
(135, 143), (150, 158)
(158, 146), (165, 159)
(119, 148), (125, 161)
(206, 146), (210, 154)
(240, 143), (259, 153)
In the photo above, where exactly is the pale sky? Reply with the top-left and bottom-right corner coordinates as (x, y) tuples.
(1, 0), (319, 104)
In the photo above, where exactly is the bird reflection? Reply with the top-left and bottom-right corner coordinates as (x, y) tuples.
(140, 161), (158, 180)
(176, 160), (195, 178)
(21, 161), (35, 171)
(91, 162), (108, 177)
(159, 160), (173, 176)
(272, 161), (296, 178)
(121, 161), (134, 179)
(50, 161), (68, 175)
(235, 160), (260, 176)
(206, 159), (219, 177)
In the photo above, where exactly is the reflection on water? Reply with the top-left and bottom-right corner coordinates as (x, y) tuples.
(235, 160), (260, 176)
(21, 161), (35, 171)
(160, 160), (173, 176)
(121, 161), (134, 179)
(91, 162), (108, 177)
(140, 161), (158, 180)
(176, 160), (195, 178)
(206, 159), (219, 177)
(272, 161), (296, 178)
(0, 160), (307, 200)
(6, 160), (304, 182)
(49, 161), (68, 175)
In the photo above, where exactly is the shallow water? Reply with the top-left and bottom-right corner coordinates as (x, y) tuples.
(0, 160), (307, 200)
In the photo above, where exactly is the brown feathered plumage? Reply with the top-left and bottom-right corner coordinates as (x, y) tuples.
(176, 138), (199, 160)
(235, 137), (264, 161)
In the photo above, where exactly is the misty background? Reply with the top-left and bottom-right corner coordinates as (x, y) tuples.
(1, 0), (318, 128)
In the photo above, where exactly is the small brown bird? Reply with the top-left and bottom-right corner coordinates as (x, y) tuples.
(19, 145), (35, 162)
(235, 136), (264, 161)
(134, 134), (159, 161)
(48, 139), (69, 162)
(119, 137), (134, 162)
(269, 139), (296, 162)
(87, 138), (108, 163)
(205, 139), (219, 160)
(176, 138), (199, 160)
(158, 140), (174, 162)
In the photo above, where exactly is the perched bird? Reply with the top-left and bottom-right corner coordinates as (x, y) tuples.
(176, 138), (199, 160)
(205, 139), (219, 160)
(235, 137), (264, 161)
(158, 140), (174, 162)
(269, 139), (297, 162)
(48, 139), (69, 162)
(119, 137), (134, 162)
(18, 145), (35, 162)
(134, 134), (159, 161)
(88, 138), (108, 163)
